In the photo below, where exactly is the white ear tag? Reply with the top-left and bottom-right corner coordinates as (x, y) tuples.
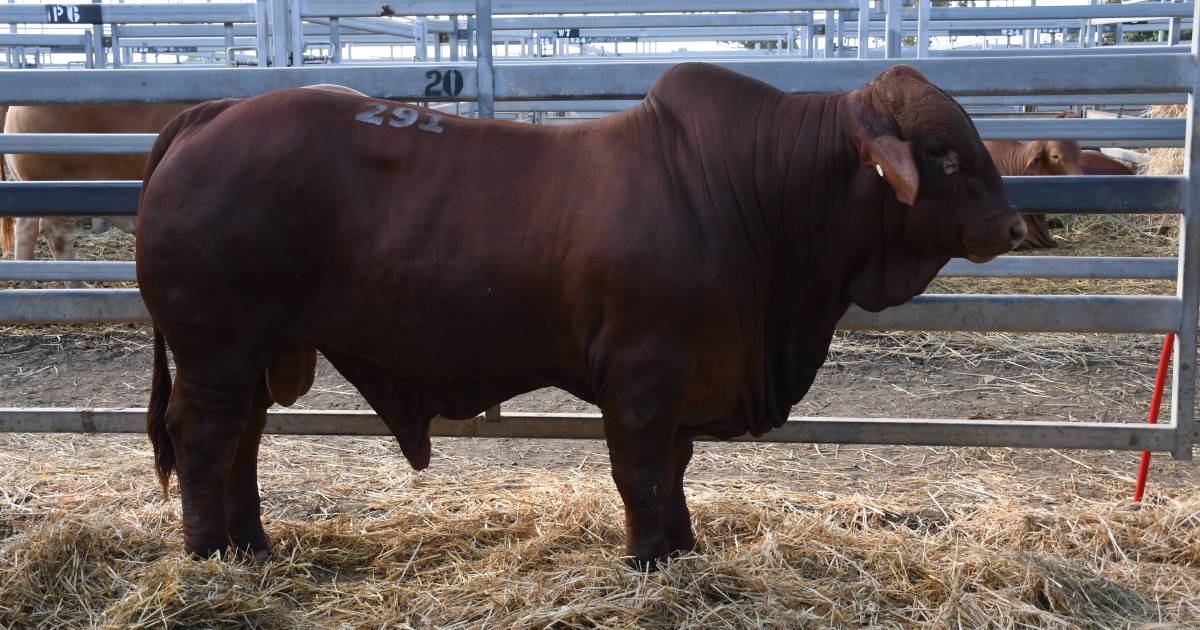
(875, 164), (885, 178)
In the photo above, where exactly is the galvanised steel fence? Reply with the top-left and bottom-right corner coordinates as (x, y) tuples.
(0, 1), (1196, 460)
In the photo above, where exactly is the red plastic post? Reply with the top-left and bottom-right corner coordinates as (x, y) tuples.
(1134, 332), (1175, 502)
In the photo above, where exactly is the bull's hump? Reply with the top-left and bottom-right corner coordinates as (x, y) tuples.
(647, 63), (782, 115)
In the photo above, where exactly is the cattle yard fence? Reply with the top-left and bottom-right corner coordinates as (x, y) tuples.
(0, 1), (1197, 461)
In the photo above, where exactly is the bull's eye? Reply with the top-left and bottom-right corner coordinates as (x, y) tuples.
(924, 148), (958, 176)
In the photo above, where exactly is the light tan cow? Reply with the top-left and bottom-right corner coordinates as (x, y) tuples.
(1, 103), (192, 286)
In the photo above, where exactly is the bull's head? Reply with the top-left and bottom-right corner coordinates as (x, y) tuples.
(842, 65), (1026, 311)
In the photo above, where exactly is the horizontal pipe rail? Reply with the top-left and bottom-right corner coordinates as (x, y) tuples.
(0, 176), (1178, 216)
(841, 294), (1181, 334)
(1005, 176), (1181, 213)
(0, 3), (257, 25)
(300, 0), (860, 17)
(0, 290), (1180, 333)
(0, 119), (1179, 155)
(0, 407), (1178, 453)
(0, 261), (137, 282)
(496, 55), (1197, 99)
(1, 256), (1176, 283)
(924, 4), (1195, 21)
(0, 134), (157, 153)
(0, 55), (1192, 105)
(939, 256), (1177, 280)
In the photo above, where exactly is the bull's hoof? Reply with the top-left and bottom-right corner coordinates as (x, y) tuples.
(623, 536), (674, 571)
(184, 538), (229, 559)
(229, 529), (271, 562)
(666, 534), (697, 556)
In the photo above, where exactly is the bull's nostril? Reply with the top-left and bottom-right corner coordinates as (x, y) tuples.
(1009, 218), (1028, 248)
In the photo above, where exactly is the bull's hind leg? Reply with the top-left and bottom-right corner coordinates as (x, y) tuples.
(166, 366), (258, 557)
(224, 378), (272, 560)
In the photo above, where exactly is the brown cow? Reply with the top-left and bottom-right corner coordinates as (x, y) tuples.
(0, 104), (191, 285)
(137, 63), (1024, 567)
(1080, 149), (1137, 176)
(984, 122), (1084, 249)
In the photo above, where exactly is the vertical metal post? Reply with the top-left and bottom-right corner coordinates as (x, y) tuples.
(287, 0), (303, 65)
(857, 0), (870, 59)
(255, 0), (270, 66)
(329, 17), (340, 63)
(5, 0), (13, 68)
(466, 15), (475, 60)
(885, 0), (901, 59)
(83, 32), (94, 68)
(805, 18), (815, 57)
(91, 0), (105, 68)
(1169, 14), (1181, 46)
(1030, 0), (1038, 50)
(224, 22), (235, 66)
(836, 10), (845, 58)
(450, 15), (460, 61)
(269, 0), (288, 65)
(917, 0), (930, 58)
(1170, 0), (1200, 460)
(110, 25), (121, 68)
(414, 17), (428, 61)
(475, 0), (494, 119)
(823, 11), (832, 58)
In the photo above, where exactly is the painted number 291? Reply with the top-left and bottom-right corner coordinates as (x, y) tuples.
(355, 103), (444, 134)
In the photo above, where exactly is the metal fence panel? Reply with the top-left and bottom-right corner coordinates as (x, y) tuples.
(0, 55), (1192, 105)
(0, 408), (1178, 453)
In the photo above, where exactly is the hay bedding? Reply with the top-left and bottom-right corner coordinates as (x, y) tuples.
(1, 433), (1198, 629)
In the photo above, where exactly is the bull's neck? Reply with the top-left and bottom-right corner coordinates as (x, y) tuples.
(762, 91), (866, 321)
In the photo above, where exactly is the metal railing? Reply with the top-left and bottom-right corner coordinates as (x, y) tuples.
(0, 2), (1197, 461)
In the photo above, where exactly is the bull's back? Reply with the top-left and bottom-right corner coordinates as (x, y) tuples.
(138, 89), (634, 372)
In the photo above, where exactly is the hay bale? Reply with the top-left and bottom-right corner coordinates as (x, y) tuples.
(1143, 104), (1186, 177)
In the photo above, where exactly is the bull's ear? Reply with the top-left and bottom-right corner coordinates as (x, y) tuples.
(1023, 141), (1047, 172)
(865, 134), (919, 206)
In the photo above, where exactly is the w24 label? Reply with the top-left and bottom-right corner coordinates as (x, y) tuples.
(355, 104), (444, 134)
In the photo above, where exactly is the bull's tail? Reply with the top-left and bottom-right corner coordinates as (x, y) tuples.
(148, 327), (175, 493)
(141, 111), (192, 495)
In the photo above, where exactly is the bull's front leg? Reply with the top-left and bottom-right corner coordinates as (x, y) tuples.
(603, 394), (687, 569)
(663, 433), (696, 554)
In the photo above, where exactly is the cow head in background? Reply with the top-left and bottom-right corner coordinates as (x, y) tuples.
(840, 65), (1026, 311)
(1022, 111), (1085, 176)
